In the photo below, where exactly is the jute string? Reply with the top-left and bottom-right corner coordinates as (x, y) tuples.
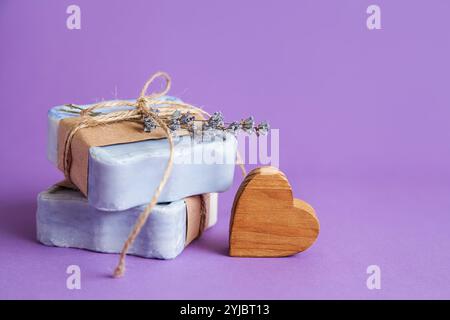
(62, 72), (246, 277)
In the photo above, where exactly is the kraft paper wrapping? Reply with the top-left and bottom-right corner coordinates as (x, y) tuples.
(185, 194), (211, 246)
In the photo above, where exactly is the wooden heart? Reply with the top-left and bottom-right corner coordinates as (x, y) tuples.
(229, 166), (319, 257)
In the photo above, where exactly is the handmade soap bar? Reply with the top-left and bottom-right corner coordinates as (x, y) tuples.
(37, 186), (218, 259)
(47, 96), (237, 211)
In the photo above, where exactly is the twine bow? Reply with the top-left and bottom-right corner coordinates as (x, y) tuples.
(62, 72), (245, 278)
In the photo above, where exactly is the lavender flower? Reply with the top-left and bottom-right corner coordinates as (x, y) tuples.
(226, 121), (241, 135)
(255, 121), (270, 136)
(168, 110), (182, 132)
(180, 111), (195, 125)
(168, 120), (181, 131)
(183, 112), (197, 135)
(143, 116), (157, 132)
(141, 108), (269, 140)
(241, 116), (255, 134)
(204, 111), (224, 130)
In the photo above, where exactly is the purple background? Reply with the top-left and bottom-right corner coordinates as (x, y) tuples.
(1, 0), (450, 299)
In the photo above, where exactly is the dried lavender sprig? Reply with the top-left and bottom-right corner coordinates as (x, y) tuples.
(140, 110), (269, 137)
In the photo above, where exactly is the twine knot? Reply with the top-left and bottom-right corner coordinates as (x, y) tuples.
(136, 97), (148, 114)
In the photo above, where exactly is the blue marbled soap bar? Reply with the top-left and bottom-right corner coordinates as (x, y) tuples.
(37, 186), (218, 259)
(47, 96), (237, 211)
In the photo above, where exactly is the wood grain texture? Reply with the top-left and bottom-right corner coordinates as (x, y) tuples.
(229, 166), (319, 257)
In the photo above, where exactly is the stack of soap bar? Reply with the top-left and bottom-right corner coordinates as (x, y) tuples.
(41, 95), (231, 260)
(47, 96), (237, 211)
(37, 186), (218, 259)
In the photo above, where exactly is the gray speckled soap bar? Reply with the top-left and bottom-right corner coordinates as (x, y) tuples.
(37, 186), (218, 259)
(48, 96), (237, 211)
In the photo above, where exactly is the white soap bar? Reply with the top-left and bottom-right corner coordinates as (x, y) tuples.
(47, 96), (237, 211)
(37, 186), (218, 259)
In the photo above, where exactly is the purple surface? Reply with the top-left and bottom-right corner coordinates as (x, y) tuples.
(1, 0), (449, 299)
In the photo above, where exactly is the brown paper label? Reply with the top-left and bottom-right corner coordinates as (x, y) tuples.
(185, 194), (211, 246)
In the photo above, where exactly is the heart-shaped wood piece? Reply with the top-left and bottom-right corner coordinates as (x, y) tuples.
(229, 166), (319, 257)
